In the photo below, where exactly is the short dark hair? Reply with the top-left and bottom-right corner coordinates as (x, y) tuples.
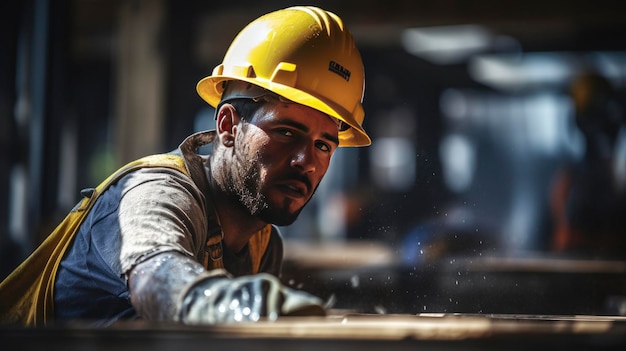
(217, 98), (266, 122)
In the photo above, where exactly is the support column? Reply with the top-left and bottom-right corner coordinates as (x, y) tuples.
(115, 0), (166, 163)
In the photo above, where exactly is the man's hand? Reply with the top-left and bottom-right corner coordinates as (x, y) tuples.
(179, 273), (326, 324)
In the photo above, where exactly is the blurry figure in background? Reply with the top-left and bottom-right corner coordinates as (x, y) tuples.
(550, 70), (626, 258)
(400, 205), (500, 266)
(0, 6), (371, 326)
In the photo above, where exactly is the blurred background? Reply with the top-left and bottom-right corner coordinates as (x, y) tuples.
(1, 0), (626, 317)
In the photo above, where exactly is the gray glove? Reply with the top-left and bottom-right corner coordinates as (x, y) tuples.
(178, 272), (326, 324)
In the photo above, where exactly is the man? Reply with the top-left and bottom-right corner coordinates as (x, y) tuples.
(550, 70), (626, 257)
(0, 6), (371, 326)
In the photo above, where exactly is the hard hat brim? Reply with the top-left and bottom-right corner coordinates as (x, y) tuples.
(197, 76), (371, 147)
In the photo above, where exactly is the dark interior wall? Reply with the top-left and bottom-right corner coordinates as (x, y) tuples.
(0, 1), (25, 278)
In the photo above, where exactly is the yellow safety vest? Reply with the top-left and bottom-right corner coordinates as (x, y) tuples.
(0, 153), (270, 326)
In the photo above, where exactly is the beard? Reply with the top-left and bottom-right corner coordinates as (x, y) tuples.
(222, 144), (306, 226)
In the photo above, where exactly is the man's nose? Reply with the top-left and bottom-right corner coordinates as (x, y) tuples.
(290, 143), (316, 173)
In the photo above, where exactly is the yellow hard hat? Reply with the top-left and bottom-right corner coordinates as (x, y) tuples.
(196, 6), (371, 147)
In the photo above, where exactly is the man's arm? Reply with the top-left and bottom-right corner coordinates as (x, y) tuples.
(128, 251), (326, 324)
(127, 251), (206, 320)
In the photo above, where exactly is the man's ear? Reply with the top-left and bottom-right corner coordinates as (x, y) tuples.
(216, 104), (240, 147)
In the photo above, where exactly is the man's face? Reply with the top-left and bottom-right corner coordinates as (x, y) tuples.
(227, 101), (340, 226)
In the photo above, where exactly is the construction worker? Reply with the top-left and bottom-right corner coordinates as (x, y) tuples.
(0, 6), (371, 326)
(550, 70), (626, 257)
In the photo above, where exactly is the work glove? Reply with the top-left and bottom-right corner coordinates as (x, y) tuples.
(178, 272), (326, 324)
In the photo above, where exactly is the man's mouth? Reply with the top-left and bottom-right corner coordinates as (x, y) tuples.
(277, 180), (309, 199)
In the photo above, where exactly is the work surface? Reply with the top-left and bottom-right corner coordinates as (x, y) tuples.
(2, 313), (626, 351)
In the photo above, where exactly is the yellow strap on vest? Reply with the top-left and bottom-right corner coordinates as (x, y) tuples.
(0, 154), (188, 326)
(204, 224), (272, 273)
(249, 225), (273, 274)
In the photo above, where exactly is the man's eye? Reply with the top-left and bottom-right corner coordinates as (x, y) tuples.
(278, 129), (294, 137)
(316, 142), (331, 152)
